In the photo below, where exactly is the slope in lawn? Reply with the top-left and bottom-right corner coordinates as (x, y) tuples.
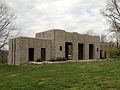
(0, 61), (120, 90)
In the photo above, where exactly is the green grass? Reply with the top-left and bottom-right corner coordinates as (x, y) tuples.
(0, 61), (120, 90)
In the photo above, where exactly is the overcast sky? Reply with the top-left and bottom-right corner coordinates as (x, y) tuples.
(6, 0), (108, 37)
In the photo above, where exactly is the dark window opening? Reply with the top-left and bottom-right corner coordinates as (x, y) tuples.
(104, 52), (106, 59)
(100, 50), (102, 59)
(78, 43), (84, 60)
(60, 46), (62, 51)
(29, 48), (34, 61)
(89, 44), (94, 59)
(97, 48), (99, 52)
(65, 42), (72, 60)
(41, 48), (46, 61)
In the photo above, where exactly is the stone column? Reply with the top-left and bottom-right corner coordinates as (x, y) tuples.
(84, 43), (89, 60)
(72, 42), (78, 60)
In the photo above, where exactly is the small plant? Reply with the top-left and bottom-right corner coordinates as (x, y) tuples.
(49, 58), (56, 62)
(42, 61), (48, 64)
(112, 56), (120, 61)
(56, 57), (62, 61)
(62, 57), (67, 61)
(36, 58), (42, 62)
(28, 62), (33, 65)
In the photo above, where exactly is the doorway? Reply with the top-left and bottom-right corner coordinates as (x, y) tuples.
(100, 50), (102, 59)
(41, 48), (46, 61)
(65, 42), (72, 60)
(89, 44), (94, 59)
(104, 52), (106, 59)
(78, 43), (84, 60)
(29, 48), (34, 61)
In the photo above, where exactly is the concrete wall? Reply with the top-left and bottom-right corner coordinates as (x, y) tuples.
(54, 30), (100, 60)
(8, 37), (52, 65)
(8, 29), (101, 65)
(36, 30), (55, 58)
(36, 29), (100, 60)
(8, 38), (21, 65)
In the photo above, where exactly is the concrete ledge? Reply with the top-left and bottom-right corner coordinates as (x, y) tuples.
(28, 59), (107, 65)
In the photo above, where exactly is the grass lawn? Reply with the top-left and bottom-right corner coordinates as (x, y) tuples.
(0, 61), (120, 90)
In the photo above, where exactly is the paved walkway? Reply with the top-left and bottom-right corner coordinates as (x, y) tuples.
(29, 59), (107, 65)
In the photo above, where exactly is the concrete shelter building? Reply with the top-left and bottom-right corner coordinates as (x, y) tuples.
(8, 29), (107, 65)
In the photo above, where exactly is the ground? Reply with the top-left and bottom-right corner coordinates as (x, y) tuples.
(0, 60), (120, 90)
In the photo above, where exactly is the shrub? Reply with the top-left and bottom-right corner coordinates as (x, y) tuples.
(36, 58), (42, 62)
(62, 57), (67, 61)
(56, 57), (62, 61)
(42, 61), (48, 64)
(105, 47), (119, 58)
(112, 56), (120, 61)
(49, 58), (56, 62)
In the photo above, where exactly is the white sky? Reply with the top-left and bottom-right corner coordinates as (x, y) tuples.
(6, 0), (108, 37)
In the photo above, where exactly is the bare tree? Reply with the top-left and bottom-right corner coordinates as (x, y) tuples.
(108, 32), (120, 48)
(0, 2), (17, 49)
(100, 34), (108, 43)
(101, 0), (120, 33)
(84, 29), (97, 36)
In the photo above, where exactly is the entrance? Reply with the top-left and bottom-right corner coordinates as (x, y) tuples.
(89, 44), (94, 59)
(78, 43), (84, 60)
(41, 48), (46, 61)
(100, 50), (102, 59)
(65, 42), (72, 60)
(104, 52), (106, 59)
(29, 48), (34, 61)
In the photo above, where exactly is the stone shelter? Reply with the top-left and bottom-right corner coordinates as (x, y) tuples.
(8, 29), (108, 65)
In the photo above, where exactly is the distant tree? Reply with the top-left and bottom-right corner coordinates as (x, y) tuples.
(0, 1), (17, 49)
(84, 29), (97, 36)
(100, 34), (108, 43)
(108, 32), (120, 48)
(84, 30), (109, 43)
(101, 0), (120, 33)
(104, 41), (119, 58)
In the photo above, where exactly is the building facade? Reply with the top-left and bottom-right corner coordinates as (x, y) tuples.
(8, 29), (107, 65)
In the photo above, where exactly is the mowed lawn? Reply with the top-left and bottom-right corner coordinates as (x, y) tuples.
(0, 61), (120, 90)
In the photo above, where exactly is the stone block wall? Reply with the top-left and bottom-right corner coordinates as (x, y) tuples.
(35, 29), (100, 60)
(8, 29), (103, 65)
(36, 30), (55, 58)
(8, 37), (52, 65)
(53, 30), (100, 60)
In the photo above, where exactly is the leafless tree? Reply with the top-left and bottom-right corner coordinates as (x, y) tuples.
(108, 32), (120, 48)
(0, 2), (17, 49)
(100, 34), (108, 43)
(101, 0), (120, 33)
(84, 29), (97, 36)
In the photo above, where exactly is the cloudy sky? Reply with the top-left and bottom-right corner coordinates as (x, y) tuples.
(6, 0), (108, 37)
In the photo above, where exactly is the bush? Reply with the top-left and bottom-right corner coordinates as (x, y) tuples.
(56, 57), (62, 61)
(36, 58), (42, 62)
(105, 47), (119, 58)
(62, 57), (67, 61)
(56, 57), (67, 61)
(49, 57), (67, 62)
(112, 56), (120, 61)
(112, 55), (118, 59)
(49, 58), (56, 62)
